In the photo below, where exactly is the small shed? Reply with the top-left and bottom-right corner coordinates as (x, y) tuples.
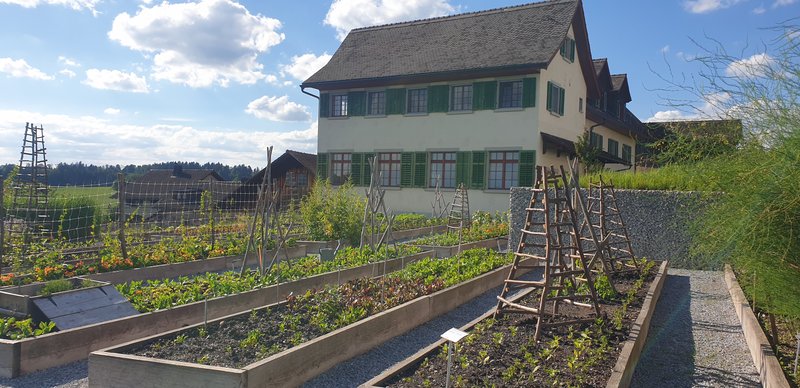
(238, 150), (317, 210)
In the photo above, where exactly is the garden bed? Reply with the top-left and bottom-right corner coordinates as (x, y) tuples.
(88, 250), (528, 388)
(0, 250), (433, 378)
(415, 237), (507, 258)
(366, 260), (668, 388)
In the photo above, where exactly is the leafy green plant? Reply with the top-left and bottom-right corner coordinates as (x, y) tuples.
(38, 279), (74, 296)
(299, 180), (364, 245)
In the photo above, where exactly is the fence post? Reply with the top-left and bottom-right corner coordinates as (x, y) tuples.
(0, 176), (4, 277)
(210, 180), (215, 252)
(117, 173), (128, 260)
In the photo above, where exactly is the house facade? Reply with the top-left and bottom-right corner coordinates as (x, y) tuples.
(302, 0), (644, 213)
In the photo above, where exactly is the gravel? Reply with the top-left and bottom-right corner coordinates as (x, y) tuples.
(631, 268), (760, 387)
(0, 360), (87, 388)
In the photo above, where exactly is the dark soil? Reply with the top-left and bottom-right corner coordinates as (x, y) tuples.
(758, 312), (800, 387)
(386, 266), (657, 387)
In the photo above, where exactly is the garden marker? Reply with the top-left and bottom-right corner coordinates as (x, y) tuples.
(441, 327), (468, 388)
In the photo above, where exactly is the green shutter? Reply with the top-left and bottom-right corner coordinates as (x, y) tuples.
(317, 153), (328, 181)
(569, 39), (576, 62)
(350, 153), (363, 185)
(386, 88), (406, 115)
(546, 82), (553, 112)
(413, 152), (427, 188)
(472, 81), (497, 111)
(347, 91), (366, 116)
(519, 150), (536, 187)
(559, 87), (565, 115)
(427, 85), (449, 113)
(400, 152), (413, 187)
(522, 78), (536, 108)
(470, 151), (486, 189)
(456, 151), (471, 186)
(319, 94), (330, 118)
(361, 153), (374, 186)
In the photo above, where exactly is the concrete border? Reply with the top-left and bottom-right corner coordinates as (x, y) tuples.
(364, 260), (669, 388)
(416, 236), (507, 258)
(606, 260), (670, 388)
(724, 264), (791, 388)
(89, 257), (530, 388)
(0, 250), (432, 378)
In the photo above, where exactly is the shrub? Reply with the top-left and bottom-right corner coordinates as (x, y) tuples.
(299, 180), (364, 245)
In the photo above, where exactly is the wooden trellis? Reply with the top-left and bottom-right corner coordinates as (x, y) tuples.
(430, 174), (447, 219)
(360, 157), (396, 251)
(9, 123), (50, 240)
(446, 183), (470, 254)
(495, 165), (600, 341)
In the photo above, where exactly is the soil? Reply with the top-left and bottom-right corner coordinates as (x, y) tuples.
(758, 312), (800, 387)
(385, 267), (657, 388)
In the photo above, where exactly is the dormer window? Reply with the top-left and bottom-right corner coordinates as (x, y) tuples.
(560, 37), (575, 62)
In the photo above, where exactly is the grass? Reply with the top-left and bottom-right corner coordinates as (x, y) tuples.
(50, 186), (116, 207)
(578, 161), (720, 192)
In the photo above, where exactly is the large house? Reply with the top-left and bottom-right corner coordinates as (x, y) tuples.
(301, 0), (646, 213)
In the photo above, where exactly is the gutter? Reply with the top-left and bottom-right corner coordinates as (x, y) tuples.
(300, 86), (319, 100)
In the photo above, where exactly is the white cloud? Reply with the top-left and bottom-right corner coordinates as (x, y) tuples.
(57, 56), (80, 67)
(647, 92), (732, 121)
(753, 5), (767, 13)
(725, 53), (774, 78)
(0, 57), (54, 80)
(647, 110), (690, 122)
(108, 0), (285, 88)
(324, 0), (455, 40)
(83, 68), (149, 93)
(773, 0), (797, 7)
(245, 95), (311, 122)
(59, 69), (76, 78)
(683, 0), (744, 13)
(0, 109), (318, 166)
(676, 51), (697, 62)
(660, 45), (670, 54)
(0, 0), (99, 14)
(281, 52), (332, 81)
(103, 107), (120, 115)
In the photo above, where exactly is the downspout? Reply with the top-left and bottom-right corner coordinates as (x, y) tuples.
(300, 86), (319, 100)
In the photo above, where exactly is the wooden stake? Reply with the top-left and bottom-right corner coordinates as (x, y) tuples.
(117, 173), (128, 260)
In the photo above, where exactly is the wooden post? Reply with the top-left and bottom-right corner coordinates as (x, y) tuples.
(209, 180), (215, 253)
(0, 176), (4, 277)
(117, 173), (128, 260)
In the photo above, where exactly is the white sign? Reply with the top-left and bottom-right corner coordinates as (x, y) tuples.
(440, 328), (468, 343)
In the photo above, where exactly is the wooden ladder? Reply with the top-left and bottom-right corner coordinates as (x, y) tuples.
(494, 166), (600, 342)
(585, 176), (639, 274)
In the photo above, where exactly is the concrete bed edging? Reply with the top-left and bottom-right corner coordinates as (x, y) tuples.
(417, 236), (507, 258)
(364, 260), (669, 388)
(723, 264), (791, 388)
(0, 250), (433, 378)
(88, 257), (534, 388)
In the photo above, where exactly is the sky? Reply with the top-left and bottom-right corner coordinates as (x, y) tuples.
(0, 0), (796, 168)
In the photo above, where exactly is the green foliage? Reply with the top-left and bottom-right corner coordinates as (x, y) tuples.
(593, 274), (616, 301)
(0, 317), (56, 340)
(574, 132), (603, 173)
(647, 120), (742, 165)
(299, 180), (365, 245)
(37, 279), (74, 296)
(578, 162), (719, 191)
(412, 212), (508, 246)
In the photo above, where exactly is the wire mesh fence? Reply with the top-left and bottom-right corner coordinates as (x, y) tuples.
(0, 175), (302, 279)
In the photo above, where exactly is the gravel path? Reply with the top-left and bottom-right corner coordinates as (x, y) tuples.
(0, 360), (87, 388)
(631, 269), (760, 387)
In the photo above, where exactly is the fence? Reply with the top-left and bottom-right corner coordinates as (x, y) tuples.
(0, 174), (295, 277)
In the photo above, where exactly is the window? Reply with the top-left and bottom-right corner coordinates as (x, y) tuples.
(546, 82), (565, 116)
(608, 139), (619, 157)
(560, 37), (575, 62)
(622, 144), (632, 164)
(367, 91), (385, 116)
(498, 81), (523, 109)
(407, 88), (427, 114)
(579, 97), (584, 113)
(450, 85), (473, 111)
(589, 132), (603, 150)
(488, 151), (519, 190)
(332, 94), (348, 117)
(331, 153), (351, 185)
(378, 152), (401, 187)
(429, 152), (456, 188)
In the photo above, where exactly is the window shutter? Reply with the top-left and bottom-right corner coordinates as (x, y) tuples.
(350, 153), (363, 185)
(400, 152), (413, 187)
(386, 88), (406, 115)
(413, 152), (427, 188)
(361, 153), (374, 186)
(347, 91), (366, 116)
(319, 94), (330, 118)
(317, 153), (328, 181)
(456, 151), (471, 186)
(546, 82), (553, 112)
(470, 151), (486, 189)
(473, 81), (497, 110)
(569, 39), (576, 62)
(427, 85), (449, 113)
(522, 78), (536, 108)
(558, 87), (565, 115)
(518, 150), (536, 187)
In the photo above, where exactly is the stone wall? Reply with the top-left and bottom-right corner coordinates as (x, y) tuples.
(508, 188), (710, 269)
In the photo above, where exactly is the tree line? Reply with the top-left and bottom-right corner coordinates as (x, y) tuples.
(0, 161), (256, 186)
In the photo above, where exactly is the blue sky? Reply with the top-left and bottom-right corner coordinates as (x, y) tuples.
(0, 0), (795, 167)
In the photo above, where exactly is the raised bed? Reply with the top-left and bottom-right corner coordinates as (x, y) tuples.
(88, 255), (534, 388)
(0, 250), (433, 378)
(416, 236), (507, 258)
(365, 260), (669, 388)
(724, 264), (791, 388)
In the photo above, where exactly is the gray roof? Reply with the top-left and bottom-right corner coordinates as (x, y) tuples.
(303, 0), (580, 89)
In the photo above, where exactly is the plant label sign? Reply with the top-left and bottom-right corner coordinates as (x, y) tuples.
(441, 327), (468, 343)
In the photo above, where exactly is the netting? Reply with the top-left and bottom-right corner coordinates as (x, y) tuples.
(0, 176), (302, 277)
